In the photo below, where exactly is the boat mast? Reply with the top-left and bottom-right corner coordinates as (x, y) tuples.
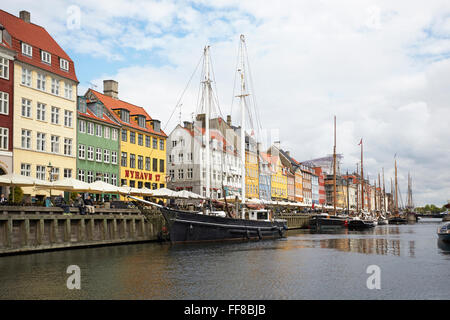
(237, 35), (248, 220)
(382, 167), (386, 213)
(378, 173), (381, 213)
(346, 169), (350, 214)
(360, 139), (364, 211)
(333, 116), (337, 216)
(203, 46), (212, 209)
(356, 162), (359, 212)
(394, 158), (398, 214)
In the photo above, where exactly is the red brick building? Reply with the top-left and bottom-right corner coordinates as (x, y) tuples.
(313, 167), (326, 205)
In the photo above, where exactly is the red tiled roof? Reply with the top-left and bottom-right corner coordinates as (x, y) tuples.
(77, 108), (120, 127)
(88, 89), (167, 137)
(0, 9), (78, 82)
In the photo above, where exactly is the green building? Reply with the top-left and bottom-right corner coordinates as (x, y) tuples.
(76, 96), (121, 199)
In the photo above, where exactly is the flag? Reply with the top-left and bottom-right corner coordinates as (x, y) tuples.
(358, 138), (362, 145)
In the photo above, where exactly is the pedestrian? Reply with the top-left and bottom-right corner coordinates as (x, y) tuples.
(75, 194), (86, 215)
(0, 193), (7, 205)
(55, 195), (71, 214)
(84, 195), (95, 214)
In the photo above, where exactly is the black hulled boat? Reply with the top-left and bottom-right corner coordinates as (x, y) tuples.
(309, 213), (348, 231)
(348, 217), (376, 230)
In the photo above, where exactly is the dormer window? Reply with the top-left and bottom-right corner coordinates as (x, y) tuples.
(120, 109), (129, 123)
(60, 58), (69, 71)
(21, 42), (32, 57)
(137, 115), (146, 128)
(41, 50), (51, 64)
(77, 97), (87, 113)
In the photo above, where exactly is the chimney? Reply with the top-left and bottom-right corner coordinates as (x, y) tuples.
(103, 80), (118, 99)
(227, 115), (232, 126)
(19, 11), (31, 23)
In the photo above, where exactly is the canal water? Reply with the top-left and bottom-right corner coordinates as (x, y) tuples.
(0, 218), (449, 300)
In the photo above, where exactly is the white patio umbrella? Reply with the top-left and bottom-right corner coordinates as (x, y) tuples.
(149, 187), (179, 198)
(88, 180), (121, 193)
(0, 173), (40, 202)
(175, 190), (203, 199)
(49, 178), (92, 192)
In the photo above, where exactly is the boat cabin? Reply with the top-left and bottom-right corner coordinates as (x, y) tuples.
(248, 209), (271, 222)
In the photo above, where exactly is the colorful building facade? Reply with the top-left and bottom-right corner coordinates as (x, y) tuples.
(1, 10), (78, 198)
(86, 81), (167, 192)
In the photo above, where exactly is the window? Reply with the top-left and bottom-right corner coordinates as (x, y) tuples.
(96, 148), (102, 162)
(111, 151), (118, 164)
(138, 134), (143, 146)
(79, 120), (86, 133)
(103, 173), (109, 184)
(36, 165), (46, 181)
(37, 73), (46, 91)
(50, 135), (59, 153)
(178, 169), (184, 179)
(104, 149), (110, 163)
(130, 154), (136, 168)
(87, 146), (94, 161)
(78, 169), (85, 181)
(64, 82), (72, 99)
(22, 42), (32, 57)
(138, 181), (143, 189)
(129, 180), (135, 188)
(168, 154), (174, 163)
(145, 135), (150, 148)
(36, 132), (46, 151)
(169, 170), (174, 180)
(111, 174), (117, 186)
(21, 67), (32, 86)
(130, 131), (135, 144)
(21, 129), (31, 149)
(0, 91), (8, 115)
(37, 103), (46, 121)
(50, 167), (59, 181)
(138, 115), (146, 128)
(41, 50), (51, 64)
(178, 153), (184, 163)
(172, 140), (177, 148)
(121, 152), (127, 167)
(104, 127), (110, 139)
(188, 153), (193, 161)
(160, 139), (164, 150)
(64, 138), (72, 156)
(60, 58), (69, 71)
(112, 128), (118, 141)
(87, 122), (94, 135)
(51, 78), (59, 95)
(64, 110), (73, 127)
(138, 155), (143, 170)
(96, 124), (102, 137)
(21, 163), (31, 177)
(159, 159), (164, 173)
(64, 168), (72, 178)
(0, 127), (8, 150)
(87, 171), (93, 183)
(187, 168), (193, 179)
(153, 158), (158, 172)
(51, 107), (59, 124)
(153, 137), (157, 149)
(121, 129), (127, 142)
(0, 57), (8, 80)
(78, 144), (85, 159)
(120, 109), (129, 123)
(145, 157), (150, 171)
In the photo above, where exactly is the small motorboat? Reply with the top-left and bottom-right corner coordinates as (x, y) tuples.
(438, 223), (450, 242)
(348, 216), (375, 230)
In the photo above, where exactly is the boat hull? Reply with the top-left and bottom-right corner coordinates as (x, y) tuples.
(438, 233), (450, 242)
(308, 215), (348, 231)
(160, 207), (287, 243)
(388, 217), (408, 225)
(348, 219), (375, 230)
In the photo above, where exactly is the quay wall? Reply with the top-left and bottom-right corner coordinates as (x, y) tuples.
(276, 213), (311, 229)
(0, 206), (165, 256)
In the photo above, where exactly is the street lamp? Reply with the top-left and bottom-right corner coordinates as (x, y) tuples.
(47, 162), (53, 198)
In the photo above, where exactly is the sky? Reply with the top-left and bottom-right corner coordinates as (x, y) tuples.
(3, 0), (450, 206)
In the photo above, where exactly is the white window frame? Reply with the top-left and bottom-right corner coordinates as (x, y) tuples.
(64, 138), (72, 156)
(21, 163), (31, 177)
(0, 127), (8, 150)
(60, 58), (69, 71)
(21, 98), (32, 118)
(51, 106), (60, 124)
(104, 126), (110, 139)
(21, 67), (32, 86)
(112, 128), (118, 141)
(22, 42), (32, 57)
(36, 165), (46, 181)
(79, 120), (86, 133)
(96, 124), (102, 137)
(87, 171), (93, 183)
(0, 57), (9, 80)
(36, 132), (46, 152)
(78, 144), (85, 159)
(111, 174), (117, 186)
(78, 169), (85, 181)
(96, 148), (102, 162)
(87, 122), (94, 135)
(64, 168), (72, 178)
(87, 146), (94, 161)
(64, 110), (73, 127)
(41, 50), (51, 64)
(0, 91), (8, 115)
(21, 129), (31, 149)
(37, 73), (46, 91)
(50, 135), (60, 153)
(104, 149), (110, 163)
(36, 103), (46, 121)
(64, 82), (72, 99)
(111, 151), (118, 164)
(51, 78), (59, 95)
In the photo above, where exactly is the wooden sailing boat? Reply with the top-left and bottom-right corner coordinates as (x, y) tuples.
(405, 172), (418, 223)
(129, 36), (287, 243)
(388, 156), (407, 224)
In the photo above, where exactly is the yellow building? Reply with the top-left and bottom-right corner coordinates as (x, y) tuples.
(268, 153), (287, 201)
(245, 150), (259, 199)
(86, 81), (167, 195)
(4, 10), (78, 197)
